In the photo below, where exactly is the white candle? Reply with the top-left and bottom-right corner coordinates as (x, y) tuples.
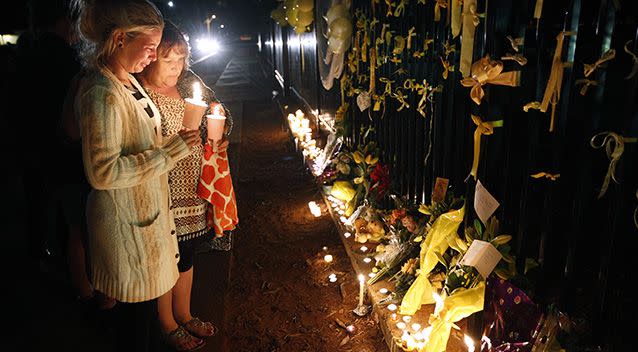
(192, 82), (203, 102)
(358, 274), (365, 306)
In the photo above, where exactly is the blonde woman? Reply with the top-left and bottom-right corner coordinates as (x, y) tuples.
(138, 22), (231, 351)
(72, 0), (200, 350)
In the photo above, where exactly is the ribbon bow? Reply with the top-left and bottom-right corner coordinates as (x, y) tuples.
(440, 57), (455, 80)
(416, 79), (431, 117)
(392, 88), (410, 111)
(470, 115), (504, 180)
(540, 31), (576, 132)
(460, 56), (521, 105)
(590, 132), (637, 198)
(392, 35), (405, 55)
(434, 0), (448, 22)
(506, 35), (524, 52)
(394, 0), (407, 17)
(624, 40), (638, 80)
(531, 172), (560, 181)
(385, 0), (395, 17)
(379, 77), (394, 96)
(575, 78), (598, 95)
(406, 27), (416, 49)
(584, 49), (616, 78)
(459, 0), (482, 77)
(403, 78), (418, 91)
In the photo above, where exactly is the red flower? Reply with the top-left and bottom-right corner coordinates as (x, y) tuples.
(370, 163), (390, 200)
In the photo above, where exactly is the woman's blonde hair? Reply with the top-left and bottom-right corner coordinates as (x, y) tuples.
(72, 0), (164, 69)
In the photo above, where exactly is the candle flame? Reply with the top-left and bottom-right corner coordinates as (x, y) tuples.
(323, 254), (333, 263)
(192, 82), (202, 101)
(464, 334), (475, 352)
(358, 274), (365, 283)
(308, 201), (321, 217)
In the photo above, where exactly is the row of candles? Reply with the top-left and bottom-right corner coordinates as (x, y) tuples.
(290, 108), (480, 351)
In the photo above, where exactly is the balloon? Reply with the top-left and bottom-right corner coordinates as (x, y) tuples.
(328, 17), (352, 40)
(296, 10), (314, 27)
(325, 4), (349, 25)
(294, 25), (307, 34)
(328, 36), (349, 54)
(298, 0), (314, 12)
(285, 6), (299, 26)
(271, 6), (287, 26)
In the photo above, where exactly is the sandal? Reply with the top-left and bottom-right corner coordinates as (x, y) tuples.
(182, 317), (218, 337)
(165, 326), (206, 351)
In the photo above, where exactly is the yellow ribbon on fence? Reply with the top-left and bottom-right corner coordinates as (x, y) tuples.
(379, 23), (390, 45)
(575, 79), (598, 95)
(400, 206), (465, 315)
(624, 40), (638, 80)
(393, 88), (410, 111)
(394, 68), (408, 76)
(440, 57), (454, 80)
(390, 56), (402, 64)
(407, 27), (416, 49)
(501, 53), (528, 66)
(460, 56), (521, 105)
(379, 77), (394, 96)
(540, 31), (576, 132)
(584, 49), (616, 78)
(423, 281), (486, 352)
(523, 101), (542, 112)
(369, 48), (377, 93)
(531, 172), (560, 181)
(506, 35), (524, 52)
(451, 0), (462, 38)
(434, 0), (448, 22)
(416, 80), (431, 117)
(393, 35), (406, 56)
(385, 0), (395, 17)
(470, 115), (504, 180)
(404, 78), (417, 91)
(590, 132), (637, 198)
(394, 0), (407, 17)
(459, 0), (481, 77)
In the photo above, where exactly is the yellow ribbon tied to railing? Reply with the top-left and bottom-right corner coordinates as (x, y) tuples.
(434, 0), (448, 22)
(407, 27), (416, 49)
(459, 0), (481, 77)
(451, 0), (462, 38)
(440, 57), (455, 80)
(379, 77), (394, 96)
(399, 206), (465, 315)
(369, 47), (377, 93)
(385, 0), (395, 17)
(423, 281), (486, 352)
(393, 35), (406, 56)
(460, 56), (520, 105)
(575, 78), (598, 95)
(416, 80), (431, 117)
(404, 78), (417, 92)
(393, 88), (410, 111)
(583, 49), (615, 78)
(531, 172), (560, 181)
(540, 31), (576, 132)
(623, 40), (638, 80)
(469, 115), (504, 180)
(522, 101), (542, 112)
(590, 132), (637, 199)
(501, 53), (528, 66)
(394, 0), (407, 17)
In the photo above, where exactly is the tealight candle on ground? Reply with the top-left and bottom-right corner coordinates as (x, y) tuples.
(368, 272), (375, 278)
(402, 315), (412, 323)
(343, 232), (352, 238)
(323, 254), (333, 263)
(328, 273), (337, 282)
(387, 304), (397, 311)
(346, 325), (355, 333)
(360, 246), (368, 252)
(363, 257), (372, 263)
(411, 323), (421, 331)
(396, 322), (407, 330)
(379, 288), (388, 294)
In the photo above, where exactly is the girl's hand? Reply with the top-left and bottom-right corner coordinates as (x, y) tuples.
(209, 136), (229, 152)
(178, 129), (201, 148)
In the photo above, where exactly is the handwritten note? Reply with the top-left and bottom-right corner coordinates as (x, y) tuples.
(431, 177), (449, 203)
(474, 180), (499, 225)
(460, 240), (503, 278)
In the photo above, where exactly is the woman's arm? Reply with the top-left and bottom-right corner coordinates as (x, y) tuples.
(78, 86), (190, 190)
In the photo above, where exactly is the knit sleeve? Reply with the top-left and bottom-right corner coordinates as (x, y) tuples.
(78, 85), (190, 190)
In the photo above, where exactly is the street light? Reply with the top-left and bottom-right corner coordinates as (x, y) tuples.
(220, 24), (224, 29)
(167, 1), (174, 7)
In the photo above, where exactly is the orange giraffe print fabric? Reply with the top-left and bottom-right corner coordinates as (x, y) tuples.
(197, 144), (238, 237)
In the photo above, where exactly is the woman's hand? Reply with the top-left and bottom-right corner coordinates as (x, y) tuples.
(178, 129), (201, 148)
(209, 136), (229, 152)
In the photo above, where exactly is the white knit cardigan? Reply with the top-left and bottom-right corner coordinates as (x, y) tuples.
(76, 69), (190, 303)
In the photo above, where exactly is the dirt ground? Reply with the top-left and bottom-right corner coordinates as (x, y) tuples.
(222, 99), (387, 352)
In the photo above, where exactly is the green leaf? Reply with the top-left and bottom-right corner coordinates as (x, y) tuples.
(473, 219), (483, 237)
(491, 235), (512, 246)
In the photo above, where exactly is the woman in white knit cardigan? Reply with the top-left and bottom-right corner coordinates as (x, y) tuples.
(72, 0), (200, 350)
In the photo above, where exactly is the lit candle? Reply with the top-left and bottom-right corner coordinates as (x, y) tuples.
(343, 232), (351, 238)
(411, 323), (421, 331)
(402, 315), (412, 323)
(324, 254), (333, 263)
(328, 273), (337, 282)
(308, 201), (321, 217)
(363, 257), (372, 263)
(358, 274), (365, 307)
(464, 335), (475, 352)
(396, 322), (407, 330)
(192, 82), (202, 102)
(346, 325), (355, 333)
(360, 246), (368, 252)
(379, 288), (388, 294)
(387, 304), (397, 311)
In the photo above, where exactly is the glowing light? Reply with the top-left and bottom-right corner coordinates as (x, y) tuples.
(220, 24), (225, 29)
(167, 1), (174, 7)
(328, 273), (337, 282)
(411, 323), (422, 331)
(360, 246), (368, 252)
(308, 201), (321, 217)
(357, 274), (365, 306)
(379, 288), (388, 294)
(387, 304), (397, 311)
(433, 292), (444, 315)
(343, 232), (352, 238)
(368, 272), (375, 278)
(196, 37), (220, 55)
(323, 254), (333, 263)
(396, 322), (407, 330)
(402, 315), (411, 323)
(340, 216), (348, 223)
(346, 325), (355, 333)
(464, 335), (475, 352)
(363, 257), (372, 263)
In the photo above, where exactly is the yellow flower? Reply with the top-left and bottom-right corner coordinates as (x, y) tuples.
(365, 154), (379, 165)
(352, 151), (365, 164)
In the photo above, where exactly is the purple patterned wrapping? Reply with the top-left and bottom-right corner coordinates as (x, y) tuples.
(481, 277), (544, 352)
